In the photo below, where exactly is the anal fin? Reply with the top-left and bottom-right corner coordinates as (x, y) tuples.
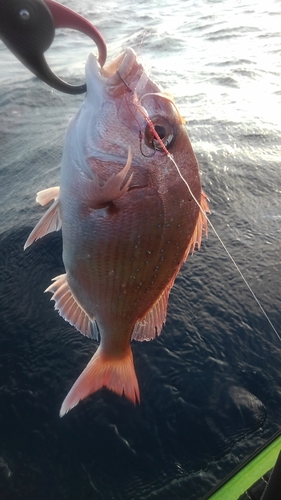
(45, 274), (97, 339)
(24, 186), (61, 249)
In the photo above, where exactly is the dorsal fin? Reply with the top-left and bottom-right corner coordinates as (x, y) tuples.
(183, 191), (210, 261)
(132, 276), (175, 341)
(132, 191), (209, 341)
(45, 274), (98, 340)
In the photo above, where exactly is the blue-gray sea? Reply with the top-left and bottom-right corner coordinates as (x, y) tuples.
(0, 0), (280, 498)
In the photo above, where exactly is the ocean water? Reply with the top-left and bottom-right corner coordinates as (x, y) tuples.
(0, 0), (280, 499)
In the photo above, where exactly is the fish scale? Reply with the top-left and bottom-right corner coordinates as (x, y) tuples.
(68, 189), (169, 321)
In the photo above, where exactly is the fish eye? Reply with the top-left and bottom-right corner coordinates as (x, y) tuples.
(154, 125), (166, 139)
(144, 116), (174, 151)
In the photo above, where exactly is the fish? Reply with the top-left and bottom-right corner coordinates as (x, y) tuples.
(24, 47), (209, 416)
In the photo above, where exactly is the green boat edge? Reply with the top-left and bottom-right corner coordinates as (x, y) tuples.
(202, 429), (281, 500)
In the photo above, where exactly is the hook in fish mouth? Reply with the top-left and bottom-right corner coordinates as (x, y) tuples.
(85, 47), (145, 104)
(100, 48), (144, 97)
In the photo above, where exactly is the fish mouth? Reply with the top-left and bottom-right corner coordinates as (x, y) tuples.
(86, 48), (143, 97)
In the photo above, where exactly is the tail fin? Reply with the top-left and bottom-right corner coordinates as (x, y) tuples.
(60, 346), (140, 416)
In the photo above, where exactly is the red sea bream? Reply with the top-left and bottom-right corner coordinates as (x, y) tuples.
(24, 47), (209, 416)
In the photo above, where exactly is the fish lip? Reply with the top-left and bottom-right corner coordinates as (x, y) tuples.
(102, 48), (137, 96)
(86, 52), (105, 84)
(86, 48), (139, 97)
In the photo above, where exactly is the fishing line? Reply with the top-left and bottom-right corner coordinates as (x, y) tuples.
(167, 152), (281, 343)
(131, 87), (280, 341)
(139, 131), (156, 157)
(116, 70), (132, 93)
(118, 78), (156, 158)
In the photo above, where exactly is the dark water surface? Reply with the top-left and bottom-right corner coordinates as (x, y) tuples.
(0, 0), (281, 498)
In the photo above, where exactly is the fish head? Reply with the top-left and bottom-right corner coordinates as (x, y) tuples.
(70, 47), (197, 190)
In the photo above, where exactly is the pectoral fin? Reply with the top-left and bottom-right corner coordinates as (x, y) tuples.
(81, 147), (133, 209)
(24, 187), (61, 249)
(45, 274), (98, 339)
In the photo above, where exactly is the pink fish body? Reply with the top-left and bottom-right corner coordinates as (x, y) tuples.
(25, 48), (208, 415)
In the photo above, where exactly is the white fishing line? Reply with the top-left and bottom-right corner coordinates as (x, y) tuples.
(167, 152), (281, 342)
(131, 87), (279, 341)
